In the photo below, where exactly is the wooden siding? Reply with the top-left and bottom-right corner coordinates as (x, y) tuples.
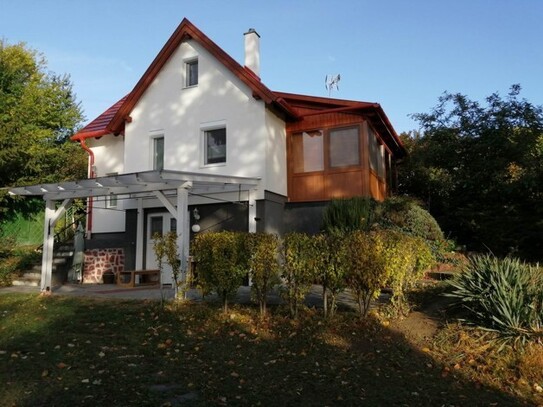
(287, 117), (390, 203)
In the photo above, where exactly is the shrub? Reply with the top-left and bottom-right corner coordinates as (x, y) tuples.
(246, 233), (281, 317)
(322, 196), (377, 234)
(313, 233), (348, 318)
(375, 196), (450, 261)
(448, 254), (543, 344)
(281, 233), (315, 319)
(0, 244), (40, 287)
(192, 231), (248, 313)
(375, 230), (435, 315)
(345, 231), (387, 317)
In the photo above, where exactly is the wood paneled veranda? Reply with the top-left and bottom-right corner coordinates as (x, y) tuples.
(286, 112), (391, 203)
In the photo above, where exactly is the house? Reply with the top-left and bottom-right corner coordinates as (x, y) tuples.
(9, 18), (405, 290)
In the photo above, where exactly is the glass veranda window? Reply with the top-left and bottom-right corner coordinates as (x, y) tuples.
(292, 130), (324, 173)
(329, 127), (359, 168)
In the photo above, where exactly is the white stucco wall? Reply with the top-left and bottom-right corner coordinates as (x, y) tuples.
(88, 134), (125, 233)
(123, 39), (283, 200)
(264, 110), (287, 196)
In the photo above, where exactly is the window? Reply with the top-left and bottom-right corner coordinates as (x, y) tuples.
(153, 136), (164, 171)
(185, 59), (198, 87)
(330, 127), (359, 168)
(292, 130), (324, 173)
(106, 195), (117, 208)
(105, 172), (118, 208)
(204, 128), (226, 165)
(150, 216), (163, 238)
(368, 127), (385, 179)
(291, 126), (360, 173)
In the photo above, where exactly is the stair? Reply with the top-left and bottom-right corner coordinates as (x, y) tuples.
(12, 243), (75, 288)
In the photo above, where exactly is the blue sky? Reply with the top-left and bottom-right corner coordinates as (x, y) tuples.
(1, 0), (541, 133)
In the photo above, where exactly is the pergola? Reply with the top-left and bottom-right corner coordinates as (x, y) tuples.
(9, 170), (260, 292)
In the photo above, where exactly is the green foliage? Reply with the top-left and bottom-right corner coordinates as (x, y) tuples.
(313, 233), (348, 317)
(448, 254), (543, 344)
(377, 230), (436, 316)
(345, 231), (386, 317)
(281, 233), (316, 319)
(0, 40), (85, 220)
(153, 232), (184, 299)
(375, 196), (451, 262)
(246, 233), (281, 316)
(399, 85), (543, 261)
(0, 242), (40, 286)
(192, 231), (248, 313)
(322, 196), (376, 233)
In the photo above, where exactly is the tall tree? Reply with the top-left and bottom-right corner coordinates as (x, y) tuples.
(398, 85), (543, 261)
(0, 40), (86, 219)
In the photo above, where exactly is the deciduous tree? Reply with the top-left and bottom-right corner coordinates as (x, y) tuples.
(0, 40), (85, 220)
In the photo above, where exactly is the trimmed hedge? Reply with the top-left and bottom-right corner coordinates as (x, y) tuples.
(191, 229), (436, 319)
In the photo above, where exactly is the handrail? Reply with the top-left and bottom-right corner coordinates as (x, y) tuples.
(37, 211), (89, 252)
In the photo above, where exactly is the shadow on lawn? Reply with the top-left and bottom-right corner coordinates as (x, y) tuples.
(0, 293), (527, 406)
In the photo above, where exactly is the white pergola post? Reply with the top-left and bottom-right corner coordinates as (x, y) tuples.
(40, 198), (72, 292)
(176, 187), (189, 298)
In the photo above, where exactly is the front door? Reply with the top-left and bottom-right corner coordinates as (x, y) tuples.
(146, 212), (176, 285)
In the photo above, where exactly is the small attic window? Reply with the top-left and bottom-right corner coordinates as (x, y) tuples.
(185, 58), (198, 87)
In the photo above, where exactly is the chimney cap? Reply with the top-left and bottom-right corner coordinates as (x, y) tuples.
(244, 28), (260, 38)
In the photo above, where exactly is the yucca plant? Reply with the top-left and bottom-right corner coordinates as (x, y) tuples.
(448, 254), (543, 345)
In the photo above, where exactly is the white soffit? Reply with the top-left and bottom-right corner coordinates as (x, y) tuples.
(8, 170), (260, 201)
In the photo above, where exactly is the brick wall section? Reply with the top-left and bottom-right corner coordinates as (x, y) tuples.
(83, 248), (124, 283)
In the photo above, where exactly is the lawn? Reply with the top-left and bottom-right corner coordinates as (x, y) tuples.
(0, 292), (538, 406)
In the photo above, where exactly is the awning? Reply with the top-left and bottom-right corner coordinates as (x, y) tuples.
(8, 170), (261, 200)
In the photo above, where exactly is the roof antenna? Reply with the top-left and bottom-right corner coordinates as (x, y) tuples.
(325, 74), (341, 97)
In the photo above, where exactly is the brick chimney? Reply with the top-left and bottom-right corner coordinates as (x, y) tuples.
(244, 28), (260, 77)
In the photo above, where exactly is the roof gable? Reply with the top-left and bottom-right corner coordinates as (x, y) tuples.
(106, 18), (297, 133)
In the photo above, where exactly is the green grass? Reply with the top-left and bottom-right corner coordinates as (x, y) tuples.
(0, 293), (532, 406)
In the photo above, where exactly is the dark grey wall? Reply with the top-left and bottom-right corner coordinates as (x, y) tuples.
(189, 202), (248, 240)
(256, 191), (287, 235)
(124, 209), (138, 270)
(284, 201), (327, 235)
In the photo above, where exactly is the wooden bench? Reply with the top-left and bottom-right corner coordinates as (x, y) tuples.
(117, 269), (160, 288)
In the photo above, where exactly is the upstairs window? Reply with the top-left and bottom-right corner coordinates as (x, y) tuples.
(204, 128), (226, 165)
(185, 58), (198, 87)
(153, 136), (164, 171)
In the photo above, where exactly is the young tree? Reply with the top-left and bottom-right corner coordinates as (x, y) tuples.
(281, 233), (315, 319)
(399, 85), (543, 261)
(0, 40), (85, 220)
(246, 233), (281, 317)
(313, 233), (348, 318)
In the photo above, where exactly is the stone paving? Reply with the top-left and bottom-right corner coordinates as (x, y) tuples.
(0, 283), (366, 310)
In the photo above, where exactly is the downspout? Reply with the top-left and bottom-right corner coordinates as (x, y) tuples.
(78, 139), (94, 236)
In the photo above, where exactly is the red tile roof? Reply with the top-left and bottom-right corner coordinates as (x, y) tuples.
(71, 96), (127, 141)
(71, 19), (404, 156)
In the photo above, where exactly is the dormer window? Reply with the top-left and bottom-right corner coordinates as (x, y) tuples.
(185, 58), (198, 87)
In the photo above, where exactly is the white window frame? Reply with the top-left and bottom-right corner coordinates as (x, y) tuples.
(200, 121), (227, 168)
(105, 172), (118, 208)
(184, 57), (198, 88)
(150, 133), (165, 171)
